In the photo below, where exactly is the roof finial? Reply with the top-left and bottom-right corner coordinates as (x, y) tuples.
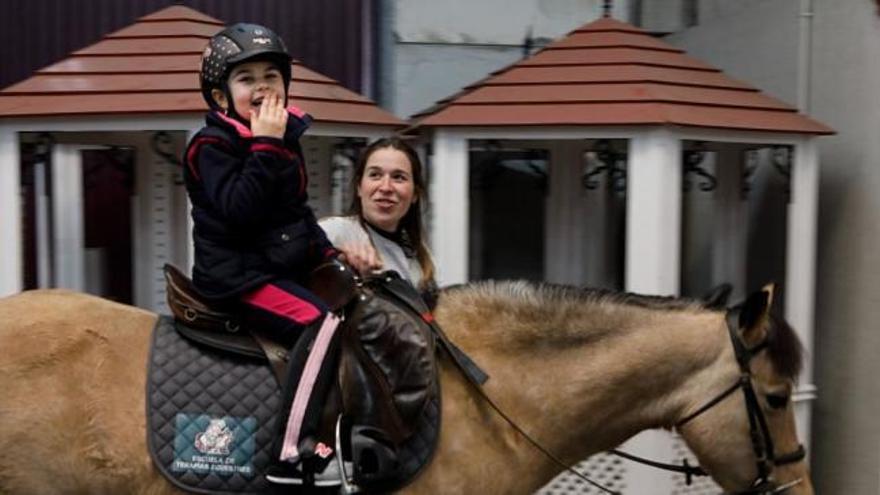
(603, 0), (612, 18)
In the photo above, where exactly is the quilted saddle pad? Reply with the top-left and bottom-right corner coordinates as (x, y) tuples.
(147, 315), (281, 494)
(146, 315), (441, 494)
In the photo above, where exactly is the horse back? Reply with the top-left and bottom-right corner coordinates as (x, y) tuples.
(0, 289), (165, 493)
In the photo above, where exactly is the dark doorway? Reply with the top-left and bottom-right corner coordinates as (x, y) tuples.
(469, 145), (548, 281)
(82, 148), (135, 304)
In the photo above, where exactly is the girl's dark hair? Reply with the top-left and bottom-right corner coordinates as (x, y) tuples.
(348, 137), (435, 287)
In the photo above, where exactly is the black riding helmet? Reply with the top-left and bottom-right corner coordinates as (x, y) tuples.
(200, 23), (293, 115)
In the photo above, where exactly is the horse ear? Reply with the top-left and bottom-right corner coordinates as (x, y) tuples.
(738, 283), (775, 346)
(701, 283), (733, 309)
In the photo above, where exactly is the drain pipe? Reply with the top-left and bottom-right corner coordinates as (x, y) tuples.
(797, 0), (814, 113)
(792, 0), (818, 455)
(372, 0), (396, 113)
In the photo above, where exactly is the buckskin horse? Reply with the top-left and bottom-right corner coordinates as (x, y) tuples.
(0, 282), (812, 494)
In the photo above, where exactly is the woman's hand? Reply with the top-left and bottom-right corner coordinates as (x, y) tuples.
(337, 242), (383, 276)
(250, 94), (288, 139)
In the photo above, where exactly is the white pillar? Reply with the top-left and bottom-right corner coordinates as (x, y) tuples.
(0, 127), (21, 296)
(430, 130), (468, 285)
(712, 145), (748, 301)
(51, 145), (86, 291)
(786, 137), (819, 452)
(34, 161), (52, 287)
(625, 129), (682, 295)
(622, 129), (682, 493)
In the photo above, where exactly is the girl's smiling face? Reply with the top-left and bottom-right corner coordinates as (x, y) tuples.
(211, 60), (286, 121)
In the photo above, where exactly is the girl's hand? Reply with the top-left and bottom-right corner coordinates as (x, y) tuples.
(250, 94), (288, 139)
(337, 242), (383, 276)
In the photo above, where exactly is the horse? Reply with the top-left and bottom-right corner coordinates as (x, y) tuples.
(0, 282), (813, 494)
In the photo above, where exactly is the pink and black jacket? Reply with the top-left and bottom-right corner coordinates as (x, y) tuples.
(183, 108), (338, 302)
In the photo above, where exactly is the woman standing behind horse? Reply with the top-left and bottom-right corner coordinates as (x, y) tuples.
(320, 138), (438, 304)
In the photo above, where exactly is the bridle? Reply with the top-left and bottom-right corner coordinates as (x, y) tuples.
(667, 309), (806, 494)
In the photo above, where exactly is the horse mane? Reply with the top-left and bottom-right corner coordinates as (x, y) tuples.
(443, 280), (710, 310)
(439, 280), (712, 348)
(440, 281), (805, 379)
(765, 312), (804, 380)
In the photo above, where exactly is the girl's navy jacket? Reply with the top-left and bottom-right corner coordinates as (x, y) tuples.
(183, 108), (337, 301)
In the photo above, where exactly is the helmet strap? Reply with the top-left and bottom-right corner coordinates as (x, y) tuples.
(220, 83), (249, 126)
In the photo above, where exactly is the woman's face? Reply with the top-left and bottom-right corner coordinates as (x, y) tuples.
(357, 147), (416, 232)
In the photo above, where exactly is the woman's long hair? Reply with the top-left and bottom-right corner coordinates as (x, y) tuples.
(348, 137), (435, 288)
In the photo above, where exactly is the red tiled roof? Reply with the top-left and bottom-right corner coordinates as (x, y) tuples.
(0, 6), (403, 127)
(411, 17), (833, 135)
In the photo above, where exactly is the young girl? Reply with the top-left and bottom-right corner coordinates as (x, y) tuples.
(184, 23), (341, 484)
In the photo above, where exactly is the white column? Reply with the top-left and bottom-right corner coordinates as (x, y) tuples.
(622, 129), (682, 493)
(34, 161), (52, 287)
(712, 145), (748, 302)
(51, 145), (86, 291)
(0, 127), (21, 296)
(625, 129), (682, 295)
(786, 137), (819, 452)
(430, 130), (468, 285)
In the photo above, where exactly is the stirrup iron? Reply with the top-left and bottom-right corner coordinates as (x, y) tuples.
(336, 414), (361, 494)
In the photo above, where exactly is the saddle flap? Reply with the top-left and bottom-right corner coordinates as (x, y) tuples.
(339, 288), (437, 444)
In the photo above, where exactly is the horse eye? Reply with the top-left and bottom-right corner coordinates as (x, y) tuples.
(766, 394), (789, 409)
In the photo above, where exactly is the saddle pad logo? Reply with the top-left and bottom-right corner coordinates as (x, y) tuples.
(194, 418), (233, 455)
(172, 413), (257, 476)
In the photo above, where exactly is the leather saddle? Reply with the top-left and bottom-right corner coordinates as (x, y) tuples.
(164, 262), (355, 383)
(162, 262), (445, 492)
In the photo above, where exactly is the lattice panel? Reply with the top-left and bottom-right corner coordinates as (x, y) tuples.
(303, 135), (331, 219)
(149, 151), (173, 313)
(303, 136), (364, 219)
(537, 452), (627, 494)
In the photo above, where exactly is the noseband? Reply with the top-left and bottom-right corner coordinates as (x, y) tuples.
(673, 309), (806, 494)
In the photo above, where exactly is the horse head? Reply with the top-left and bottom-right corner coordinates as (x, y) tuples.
(675, 285), (813, 494)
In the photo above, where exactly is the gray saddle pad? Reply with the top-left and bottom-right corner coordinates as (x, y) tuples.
(147, 315), (281, 494)
(146, 315), (442, 494)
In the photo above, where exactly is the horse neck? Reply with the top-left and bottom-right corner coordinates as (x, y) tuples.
(436, 290), (732, 469)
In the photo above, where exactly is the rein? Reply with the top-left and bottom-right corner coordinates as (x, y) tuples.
(456, 305), (805, 495)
